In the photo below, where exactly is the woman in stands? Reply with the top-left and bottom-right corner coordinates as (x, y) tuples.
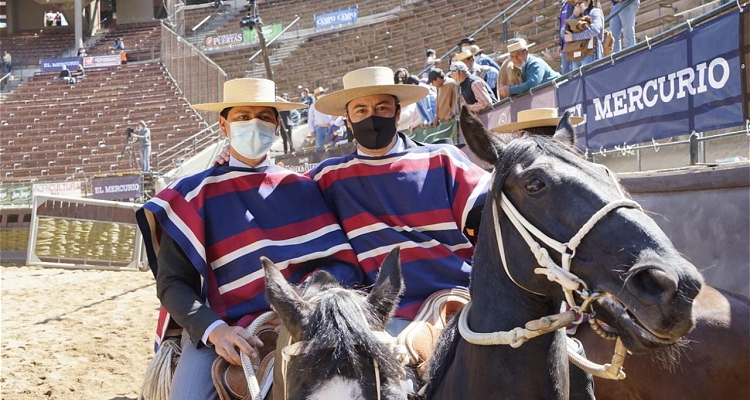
(564, 0), (604, 70)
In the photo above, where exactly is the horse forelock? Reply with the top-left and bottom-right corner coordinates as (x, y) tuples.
(294, 290), (404, 385)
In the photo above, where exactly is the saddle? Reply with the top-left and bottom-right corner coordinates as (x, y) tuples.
(396, 288), (470, 376)
(212, 323), (278, 400)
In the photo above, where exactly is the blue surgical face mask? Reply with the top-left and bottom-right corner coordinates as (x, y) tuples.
(228, 119), (276, 160)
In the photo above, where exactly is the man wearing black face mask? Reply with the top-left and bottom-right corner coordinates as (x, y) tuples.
(309, 66), (491, 335)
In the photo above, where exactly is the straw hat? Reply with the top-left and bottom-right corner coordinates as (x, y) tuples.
(492, 108), (584, 133)
(191, 78), (307, 112)
(313, 87), (327, 96)
(455, 49), (475, 62)
(313, 67), (428, 116)
(507, 38), (536, 53)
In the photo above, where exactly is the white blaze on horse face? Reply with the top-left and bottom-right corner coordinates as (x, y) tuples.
(309, 376), (366, 400)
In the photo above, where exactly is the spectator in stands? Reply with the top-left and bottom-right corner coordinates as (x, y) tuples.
(467, 44), (502, 71)
(307, 87), (334, 149)
(450, 61), (497, 113)
(298, 87), (314, 122)
(58, 65), (76, 84)
(563, 0), (604, 70)
(492, 107), (584, 143)
(45, 10), (56, 27)
(213, 0), (224, 9)
(131, 121), (152, 172)
(308, 66), (489, 335)
(558, 0), (578, 74)
(393, 67), (409, 84)
(120, 51), (128, 65)
(2, 51), (11, 74)
(456, 47), (499, 94)
(54, 11), (63, 26)
(609, 0), (640, 53)
(136, 77), (362, 400)
(497, 38), (560, 98)
(423, 49), (437, 77)
(71, 63), (85, 79)
(403, 75), (436, 128)
(457, 36), (476, 51)
(77, 47), (88, 57)
(111, 37), (125, 51)
(427, 68), (461, 125)
(278, 93), (295, 153)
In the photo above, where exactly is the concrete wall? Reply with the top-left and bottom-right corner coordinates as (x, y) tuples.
(620, 163), (750, 298)
(11, 0), (50, 31)
(117, 0), (155, 25)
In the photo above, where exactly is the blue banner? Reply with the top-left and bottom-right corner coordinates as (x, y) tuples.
(315, 7), (358, 30)
(558, 10), (744, 149)
(41, 57), (83, 72)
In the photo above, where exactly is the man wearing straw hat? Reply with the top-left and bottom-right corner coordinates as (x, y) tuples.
(309, 66), (491, 335)
(135, 78), (363, 400)
(492, 107), (584, 143)
(497, 38), (561, 98)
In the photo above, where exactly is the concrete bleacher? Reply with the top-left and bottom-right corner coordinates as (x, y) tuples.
(84, 21), (162, 62)
(202, 0), (705, 97)
(0, 29), (75, 66)
(0, 62), (207, 183)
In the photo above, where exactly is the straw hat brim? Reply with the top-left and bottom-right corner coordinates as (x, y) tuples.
(492, 116), (584, 133)
(313, 85), (429, 116)
(191, 101), (307, 112)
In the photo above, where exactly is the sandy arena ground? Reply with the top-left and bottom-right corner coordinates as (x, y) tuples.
(1, 265), (159, 400)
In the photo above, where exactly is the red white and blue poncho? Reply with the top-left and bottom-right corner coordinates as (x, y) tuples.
(137, 164), (362, 348)
(308, 142), (490, 319)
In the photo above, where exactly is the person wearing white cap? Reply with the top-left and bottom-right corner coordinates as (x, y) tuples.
(309, 66), (491, 335)
(135, 78), (363, 400)
(497, 38), (561, 98)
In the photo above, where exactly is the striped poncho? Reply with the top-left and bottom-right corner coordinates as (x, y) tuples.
(308, 142), (490, 319)
(137, 164), (362, 348)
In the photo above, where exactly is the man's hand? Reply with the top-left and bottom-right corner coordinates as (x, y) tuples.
(208, 324), (264, 366)
(498, 86), (511, 98)
(212, 146), (230, 166)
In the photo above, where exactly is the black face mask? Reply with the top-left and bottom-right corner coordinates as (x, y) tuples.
(350, 115), (398, 150)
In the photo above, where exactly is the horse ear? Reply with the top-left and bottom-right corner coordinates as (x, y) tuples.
(460, 106), (503, 165)
(552, 111), (576, 145)
(262, 257), (307, 339)
(366, 247), (404, 325)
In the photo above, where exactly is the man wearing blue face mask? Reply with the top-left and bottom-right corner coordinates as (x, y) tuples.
(308, 66), (491, 335)
(135, 78), (363, 400)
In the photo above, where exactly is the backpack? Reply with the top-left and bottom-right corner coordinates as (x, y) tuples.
(602, 28), (614, 56)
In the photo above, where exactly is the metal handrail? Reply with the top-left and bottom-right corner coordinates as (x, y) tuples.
(586, 128), (748, 170)
(419, 0), (528, 77)
(154, 122), (221, 174)
(247, 16), (301, 63)
(191, 4), (228, 32)
(0, 72), (11, 92)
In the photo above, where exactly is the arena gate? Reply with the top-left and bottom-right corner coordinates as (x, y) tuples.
(26, 194), (146, 271)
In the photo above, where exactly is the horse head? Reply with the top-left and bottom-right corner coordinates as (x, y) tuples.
(263, 247), (407, 400)
(460, 107), (704, 353)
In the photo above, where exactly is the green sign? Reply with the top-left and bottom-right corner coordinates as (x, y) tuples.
(409, 120), (457, 144)
(0, 184), (33, 206)
(242, 23), (284, 44)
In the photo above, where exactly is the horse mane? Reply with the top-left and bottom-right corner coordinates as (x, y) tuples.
(423, 314), (461, 398)
(294, 289), (404, 383)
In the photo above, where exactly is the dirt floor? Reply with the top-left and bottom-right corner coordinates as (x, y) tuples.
(1, 265), (159, 400)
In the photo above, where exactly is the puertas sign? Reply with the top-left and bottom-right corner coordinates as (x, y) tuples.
(315, 7), (358, 30)
(557, 10), (745, 149)
(205, 32), (243, 49)
(92, 175), (141, 201)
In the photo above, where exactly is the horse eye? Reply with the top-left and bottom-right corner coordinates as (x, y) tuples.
(525, 178), (545, 193)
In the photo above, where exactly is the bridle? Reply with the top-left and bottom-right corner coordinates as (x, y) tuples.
(272, 289), (409, 400)
(458, 169), (640, 380)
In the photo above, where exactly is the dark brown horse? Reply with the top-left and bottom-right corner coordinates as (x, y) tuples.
(424, 108), (704, 399)
(578, 285), (750, 399)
